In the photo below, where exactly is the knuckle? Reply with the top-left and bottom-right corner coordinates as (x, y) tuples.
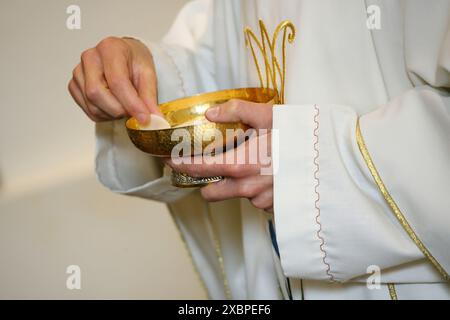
(72, 64), (81, 78)
(85, 85), (101, 101)
(228, 99), (241, 112)
(141, 64), (155, 76)
(97, 36), (122, 51)
(80, 48), (95, 63)
(237, 182), (255, 198)
(108, 107), (125, 119)
(229, 99), (241, 107)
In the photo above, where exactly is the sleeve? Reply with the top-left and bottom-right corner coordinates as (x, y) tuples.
(273, 2), (450, 283)
(94, 0), (216, 203)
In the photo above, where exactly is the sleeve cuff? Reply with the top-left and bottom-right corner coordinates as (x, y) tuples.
(273, 104), (332, 281)
(272, 103), (426, 282)
(95, 119), (193, 203)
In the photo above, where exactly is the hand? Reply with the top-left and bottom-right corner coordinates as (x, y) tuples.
(68, 37), (160, 124)
(167, 100), (274, 212)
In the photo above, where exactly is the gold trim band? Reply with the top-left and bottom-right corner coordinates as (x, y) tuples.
(206, 205), (232, 299)
(356, 119), (450, 282)
(387, 283), (398, 300)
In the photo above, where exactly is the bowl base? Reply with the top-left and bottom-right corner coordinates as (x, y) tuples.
(171, 172), (223, 188)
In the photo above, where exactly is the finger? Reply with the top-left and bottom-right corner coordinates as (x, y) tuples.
(97, 38), (150, 124)
(250, 188), (274, 211)
(136, 64), (161, 116)
(68, 78), (101, 122)
(167, 155), (260, 178)
(167, 134), (263, 178)
(205, 99), (273, 129)
(122, 36), (160, 115)
(73, 64), (111, 120)
(68, 78), (87, 110)
(200, 175), (272, 202)
(81, 48), (125, 119)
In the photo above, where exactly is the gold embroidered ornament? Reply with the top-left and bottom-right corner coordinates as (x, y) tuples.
(126, 20), (296, 187)
(245, 20), (296, 104)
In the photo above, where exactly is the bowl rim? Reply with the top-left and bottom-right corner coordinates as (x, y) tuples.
(125, 87), (277, 132)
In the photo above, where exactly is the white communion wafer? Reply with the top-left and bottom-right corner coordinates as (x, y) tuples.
(138, 114), (171, 130)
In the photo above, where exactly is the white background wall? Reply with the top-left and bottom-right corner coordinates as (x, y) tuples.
(0, 0), (206, 299)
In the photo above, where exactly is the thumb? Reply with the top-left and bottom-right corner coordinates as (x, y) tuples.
(205, 99), (273, 129)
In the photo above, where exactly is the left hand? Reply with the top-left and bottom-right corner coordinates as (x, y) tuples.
(167, 99), (274, 212)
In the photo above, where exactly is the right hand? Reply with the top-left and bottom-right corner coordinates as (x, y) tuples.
(68, 36), (160, 124)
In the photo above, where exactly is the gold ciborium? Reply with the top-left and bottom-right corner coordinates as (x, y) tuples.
(125, 20), (296, 188)
(126, 87), (278, 187)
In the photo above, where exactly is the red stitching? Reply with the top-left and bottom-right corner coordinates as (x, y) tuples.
(313, 105), (334, 281)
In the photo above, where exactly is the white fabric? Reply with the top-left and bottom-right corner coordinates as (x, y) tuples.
(95, 0), (450, 299)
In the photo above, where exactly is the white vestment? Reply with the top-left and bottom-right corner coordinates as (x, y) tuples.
(95, 0), (450, 299)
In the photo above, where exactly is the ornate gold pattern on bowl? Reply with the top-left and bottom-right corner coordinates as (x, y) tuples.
(125, 87), (277, 157)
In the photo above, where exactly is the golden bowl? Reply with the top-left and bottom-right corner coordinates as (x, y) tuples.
(125, 87), (277, 157)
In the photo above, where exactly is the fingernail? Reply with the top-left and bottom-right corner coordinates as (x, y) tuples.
(206, 107), (219, 119)
(136, 113), (149, 125)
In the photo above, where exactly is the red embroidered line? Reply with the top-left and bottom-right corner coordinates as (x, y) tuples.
(313, 105), (334, 281)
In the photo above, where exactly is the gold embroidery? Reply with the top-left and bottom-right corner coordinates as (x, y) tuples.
(356, 119), (450, 281)
(244, 20), (296, 104)
(387, 283), (398, 300)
